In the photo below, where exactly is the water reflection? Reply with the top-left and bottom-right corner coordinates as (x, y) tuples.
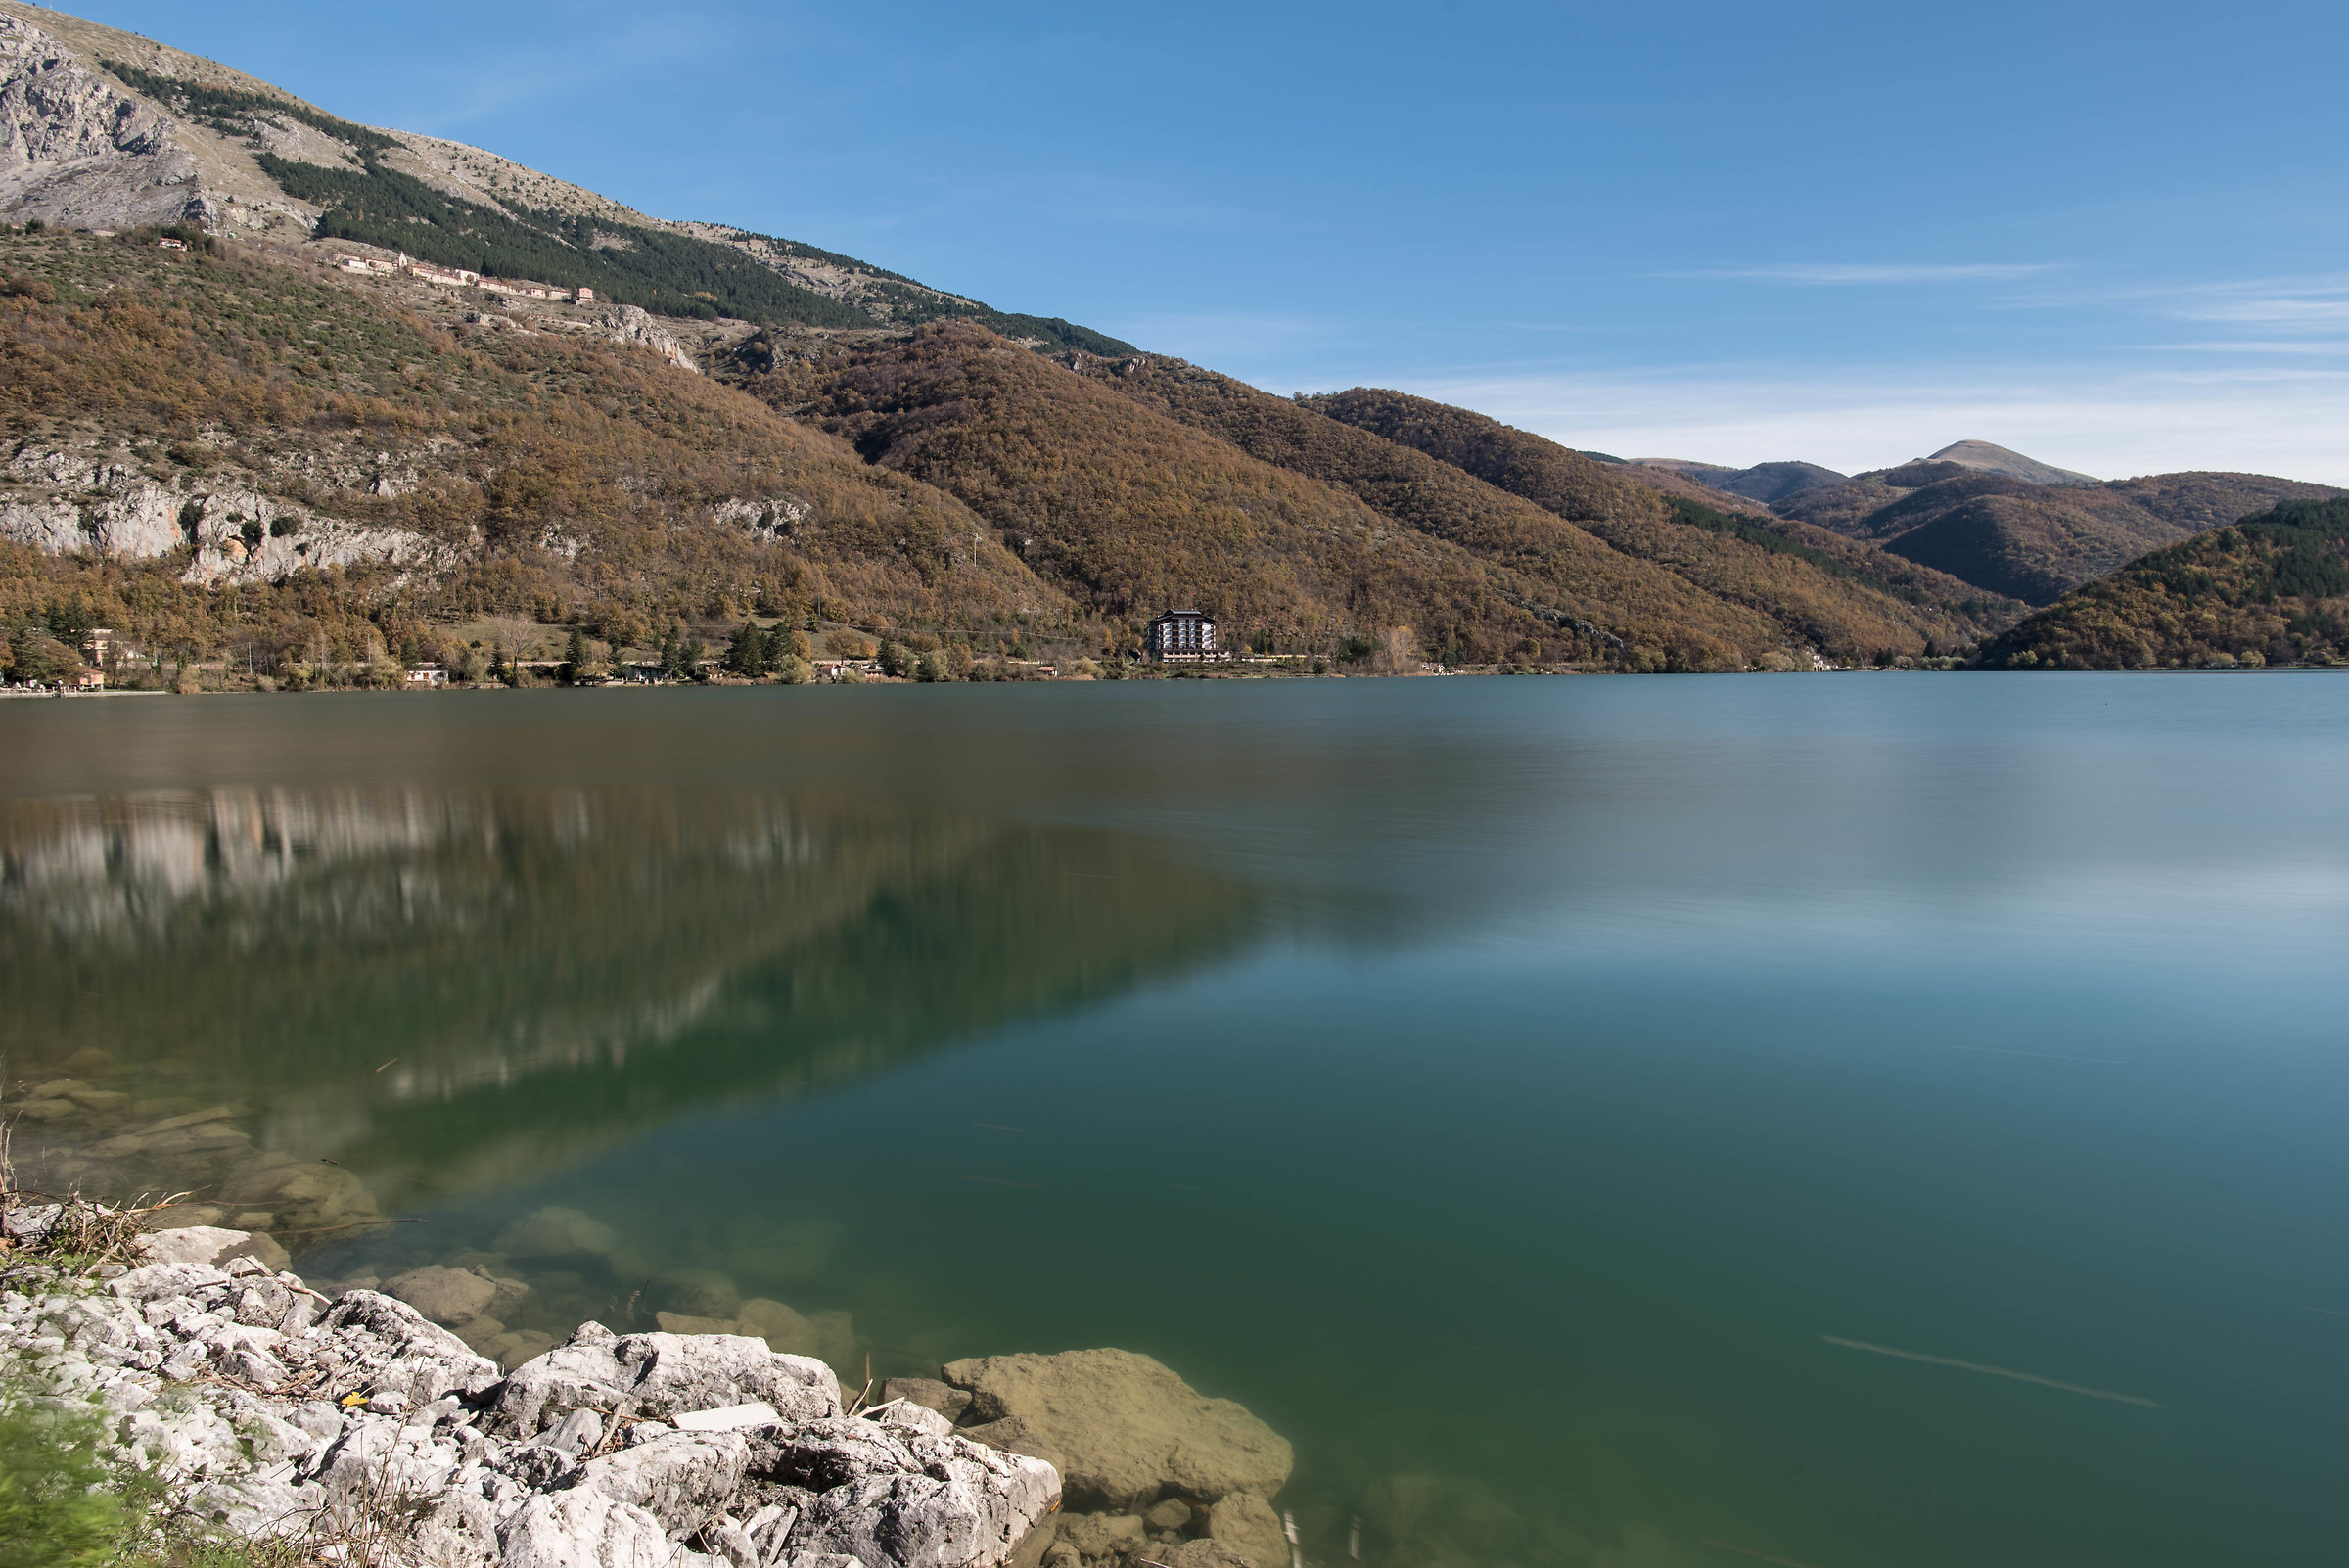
(0, 785), (1259, 1222)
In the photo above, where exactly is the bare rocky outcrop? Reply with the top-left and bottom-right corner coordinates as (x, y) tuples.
(582, 302), (698, 372)
(0, 13), (203, 229)
(714, 495), (812, 540)
(0, 443), (443, 583)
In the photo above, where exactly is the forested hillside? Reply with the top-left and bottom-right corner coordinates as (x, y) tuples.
(0, 234), (1079, 679)
(1775, 463), (2341, 604)
(732, 324), (1774, 668)
(1301, 386), (2018, 650)
(1978, 497), (2349, 669)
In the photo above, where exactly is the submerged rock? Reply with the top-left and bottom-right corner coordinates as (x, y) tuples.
(494, 1204), (622, 1259)
(1206, 1494), (1289, 1568)
(942, 1350), (1292, 1511)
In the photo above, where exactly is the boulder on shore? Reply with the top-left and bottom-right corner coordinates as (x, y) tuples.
(494, 1323), (840, 1436)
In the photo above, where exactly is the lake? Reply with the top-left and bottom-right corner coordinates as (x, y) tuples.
(4, 673), (2346, 1567)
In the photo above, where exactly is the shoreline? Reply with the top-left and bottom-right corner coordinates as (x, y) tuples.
(0, 1202), (1296, 1568)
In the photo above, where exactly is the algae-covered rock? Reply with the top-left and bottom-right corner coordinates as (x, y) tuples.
(1053, 1512), (1146, 1564)
(941, 1349), (1291, 1511)
(495, 1205), (622, 1260)
(1206, 1494), (1289, 1568)
(649, 1268), (743, 1320)
(882, 1376), (973, 1422)
(384, 1265), (498, 1328)
(1126, 1541), (1257, 1568)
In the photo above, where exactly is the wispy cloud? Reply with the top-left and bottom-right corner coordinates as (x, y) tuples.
(2158, 275), (2349, 327)
(1661, 262), (2061, 285)
(2138, 340), (2349, 355)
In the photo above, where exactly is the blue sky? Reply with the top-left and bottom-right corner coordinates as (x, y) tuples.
(67, 0), (2349, 481)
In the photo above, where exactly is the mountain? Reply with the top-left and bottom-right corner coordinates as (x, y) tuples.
(1978, 497), (2349, 669)
(0, 2), (2307, 680)
(1923, 440), (2099, 485)
(1774, 463), (2341, 605)
(0, 3), (1131, 355)
(0, 227), (1088, 672)
(728, 325), (1793, 669)
(1298, 388), (2019, 645)
(1635, 458), (1848, 505)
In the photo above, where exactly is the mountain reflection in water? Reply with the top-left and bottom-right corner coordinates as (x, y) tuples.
(0, 786), (1259, 1216)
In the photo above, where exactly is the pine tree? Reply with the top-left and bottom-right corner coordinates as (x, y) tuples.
(727, 621), (767, 677)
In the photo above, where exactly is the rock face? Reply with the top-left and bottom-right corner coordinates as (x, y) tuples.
(0, 15), (204, 229)
(941, 1350), (1292, 1512)
(0, 443), (442, 583)
(0, 1240), (1063, 1568)
(588, 303), (698, 373)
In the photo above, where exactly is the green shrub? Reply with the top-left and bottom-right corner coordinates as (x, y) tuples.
(0, 1400), (130, 1567)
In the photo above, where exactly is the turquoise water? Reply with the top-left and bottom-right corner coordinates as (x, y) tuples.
(5, 675), (2347, 1566)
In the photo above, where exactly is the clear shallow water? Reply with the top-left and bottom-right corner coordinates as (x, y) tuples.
(5, 675), (2348, 1567)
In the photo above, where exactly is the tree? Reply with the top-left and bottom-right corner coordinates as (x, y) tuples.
(1373, 623), (1417, 675)
(878, 641), (915, 678)
(560, 626), (590, 684)
(916, 648), (953, 682)
(726, 621), (768, 677)
(6, 625), (80, 684)
(663, 632), (707, 681)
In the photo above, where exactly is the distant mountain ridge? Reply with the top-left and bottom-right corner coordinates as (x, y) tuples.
(1773, 465), (2341, 604)
(1981, 497), (2349, 669)
(1567, 436), (2336, 606)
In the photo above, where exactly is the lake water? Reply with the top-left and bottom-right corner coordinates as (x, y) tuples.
(4, 674), (2347, 1567)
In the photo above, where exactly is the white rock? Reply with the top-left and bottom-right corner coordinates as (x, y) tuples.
(872, 1402), (954, 1438)
(576, 1429), (750, 1535)
(767, 1420), (1060, 1568)
(495, 1329), (837, 1437)
(673, 1402), (782, 1433)
(500, 1486), (677, 1568)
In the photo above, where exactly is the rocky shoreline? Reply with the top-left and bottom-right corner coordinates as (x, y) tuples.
(0, 1214), (1297, 1568)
